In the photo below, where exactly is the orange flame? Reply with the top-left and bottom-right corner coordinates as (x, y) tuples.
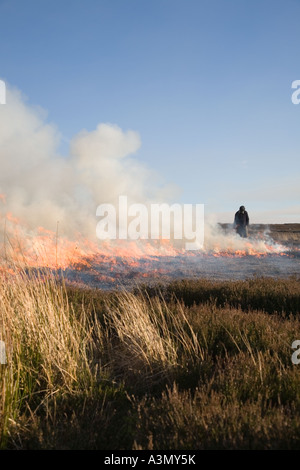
(0, 214), (297, 282)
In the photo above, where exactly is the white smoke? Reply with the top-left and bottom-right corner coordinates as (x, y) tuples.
(0, 85), (176, 243)
(0, 84), (291, 257)
(202, 214), (289, 254)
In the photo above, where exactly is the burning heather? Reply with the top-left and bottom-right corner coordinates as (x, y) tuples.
(1, 212), (299, 290)
(1, 87), (299, 289)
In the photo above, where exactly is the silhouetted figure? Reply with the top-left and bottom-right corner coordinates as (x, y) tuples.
(234, 205), (249, 238)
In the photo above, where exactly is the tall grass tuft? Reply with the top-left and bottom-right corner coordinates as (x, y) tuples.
(0, 268), (103, 447)
(103, 291), (204, 389)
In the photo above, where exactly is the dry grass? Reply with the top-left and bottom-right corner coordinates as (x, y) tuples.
(0, 268), (103, 447)
(102, 291), (204, 389)
(0, 265), (300, 449)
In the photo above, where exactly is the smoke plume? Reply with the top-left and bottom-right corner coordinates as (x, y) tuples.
(0, 84), (290, 259)
(0, 85), (176, 245)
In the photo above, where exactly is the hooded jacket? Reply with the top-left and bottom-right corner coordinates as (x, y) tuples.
(234, 210), (249, 227)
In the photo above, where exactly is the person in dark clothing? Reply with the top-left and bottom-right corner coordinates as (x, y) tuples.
(234, 205), (249, 238)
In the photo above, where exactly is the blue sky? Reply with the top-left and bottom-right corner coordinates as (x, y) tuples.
(0, 0), (300, 223)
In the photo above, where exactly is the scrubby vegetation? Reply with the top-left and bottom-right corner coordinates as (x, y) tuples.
(0, 271), (300, 449)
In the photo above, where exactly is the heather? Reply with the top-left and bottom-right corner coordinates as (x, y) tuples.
(0, 271), (300, 449)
